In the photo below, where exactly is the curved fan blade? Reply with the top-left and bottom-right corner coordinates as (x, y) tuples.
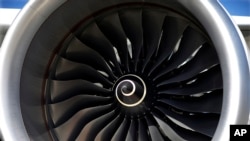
(141, 10), (166, 72)
(50, 95), (112, 126)
(111, 118), (130, 141)
(154, 27), (207, 80)
(96, 13), (130, 72)
(153, 115), (185, 141)
(54, 104), (113, 141)
(158, 66), (222, 95)
(138, 118), (150, 141)
(155, 106), (219, 137)
(78, 22), (122, 74)
(65, 36), (117, 80)
(157, 43), (219, 85)
(95, 114), (123, 141)
(55, 58), (113, 87)
(119, 9), (143, 72)
(158, 92), (222, 113)
(126, 119), (137, 141)
(76, 110), (116, 141)
(148, 16), (189, 74)
(50, 79), (111, 103)
(145, 116), (165, 141)
(154, 115), (210, 141)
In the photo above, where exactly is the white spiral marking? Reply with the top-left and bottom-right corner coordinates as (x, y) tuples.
(115, 75), (146, 107)
(120, 80), (136, 96)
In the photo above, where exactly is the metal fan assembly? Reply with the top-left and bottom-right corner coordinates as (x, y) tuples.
(0, 0), (249, 141)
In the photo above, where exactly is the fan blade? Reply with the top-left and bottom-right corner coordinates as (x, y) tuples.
(141, 10), (166, 72)
(155, 106), (219, 137)
(65, 36), (117, 80)
(96, 13), (130, 72)
(119, 9), (143, 72)
(78, 22), (122, 74)
(158, 92), (222, 113)
(158, 66), (222, 95)
(155, 27), (207, 80)
(153, 115), (210, 141)
(149, 17), (189, 75)
(158, 43), (219, 85)
(50, 79), (111, 103)
(54, 104), (113, 141)
(125, 119), (137, 141)
(76, 110), (116, 141)
(95, 115), (123, 141)
(111, 118), (129, 141)
(145, 116), (165, 141)
(55, 58), (113, 87)
(50, 95), (112, 126)
(138, 118), (150, 141)
(153, 115), (186, 141)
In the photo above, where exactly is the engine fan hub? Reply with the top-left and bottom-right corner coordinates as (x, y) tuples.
(115, 74), (146, 107)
